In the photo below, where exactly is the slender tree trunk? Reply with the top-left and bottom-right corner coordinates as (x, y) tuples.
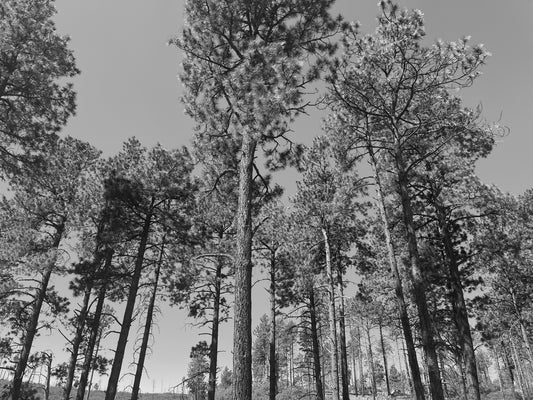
(500, 340), (517, 396)
(105, 206), (153, 400)
(436, 208), (481, 400)
(509, 333), (528, 397)
(232, 134), (256, 400)
(366, 325), (376, 400)
(63, 283), (93, 400)
(400, 325), (413, 394)
(86, 325), (103, 400)
(309, 288), (325, 400)
(207, 256), (223, 400)
(395, 150), (444, 400)
(131, 239), (164, 400)
(336, 268), (350, 400)
(349, 322), (358, 396)
(457, 357), (468, 400)
(357, 326), (364, 395)
(322, 228), (340, 400)
(379, 322), (391, 395)
(269, 252), (277, 400)
(493, 347), (505, 400)
(510, 287), (533, 368)
(76, 250), (112, 400)
(367, 144), (425, 400)
(11, 222), (64, 400)
(44, 354), (51, 400)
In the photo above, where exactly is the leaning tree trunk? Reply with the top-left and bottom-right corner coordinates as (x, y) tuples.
(207, 255), (223, 400)
(232, 134), (257, 400)
(11, 221), (65, 400)
(395, 149), (445, 400)
(131, 239), (165, 400)
(105, 206), (153, 400)
(309, 287), (325, 400)
(367, 143), (425, 400)
(76, 250), (112, 400)
(269, 251), (278, 400)
(336, 266), (350, 400)
(63, 282), (93, 400)
(436, 207), (481, 400)
(322, 227), (340, 400)
(379, 321), (391, 395)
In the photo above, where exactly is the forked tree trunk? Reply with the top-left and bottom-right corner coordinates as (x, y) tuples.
(207, 256), (223, 400)
(367, 144), (425, 400)
(105, 206), (153, 400)
(76, 250), (112, 400)
(395, 149), (444, 400)
(336, 268), (350, 400)
(232, 134), (257, 400)
(309, 288), (325, 400)
(11, 221), (65, 400)
(131, 239), (165, 400)
(63, 283), (93, 400)
(322, 228), (340, 400)
(269, 252), (277, 400)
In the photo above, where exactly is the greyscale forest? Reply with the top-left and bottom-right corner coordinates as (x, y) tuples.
(0, 1), (531, 400)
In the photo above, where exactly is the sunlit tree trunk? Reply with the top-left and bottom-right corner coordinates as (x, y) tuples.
(232, 134), (257, 400)
(336, 268), (350, 400)
(395, 148), (444, 400)
(309, 288), (325, 400)
(367, 144), (425, 400)
(322, 227), (340, 400)
(379, 321), (390, 395)
(269, 252), (278, 400)
(207, 256), (223, 400)
(366, 324), (376, 400)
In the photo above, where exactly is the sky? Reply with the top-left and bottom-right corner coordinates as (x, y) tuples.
(34, 0), (533, 394)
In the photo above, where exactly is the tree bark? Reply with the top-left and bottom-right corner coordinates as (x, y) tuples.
(357, 326), (364, 395)
(207, 256), (223, 400)
(492, 347), (505, 400)
(309, 288), (325, 400)
(232, 134), (256, 400)
(350, 325), (358, 395)
(63, 283), (93, 400)
(105, 205), (153, 400)
(11, 221), (64, 400)
(367, 144), (425, 400)
(269, 252), (277, 400)
(395, 149), (444, 400)
(131, 239), (164, 400)
(436, 206), (481, 400)
(379, 321), (391, 395)
(322, 228), (340, 400)
(336, 268), (350, 400)
(76, 250), (112, 400)
(366, 325), (376, 400)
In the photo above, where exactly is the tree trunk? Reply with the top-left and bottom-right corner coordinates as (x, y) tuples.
(357, 326), (364, 395)
(436, 207), (481, 400)
(232, 134), (256, 400)
(500, 340), (517, 396)
(368, 144), (425, 400)
(492, 347), (505, 400)
(86, 325), (103, 400)
(379, 322), (391, 395)
(11, 221), (64, 400)
(509, 333), (528, 397)
(207, 256), (223, 400)
(366, 325), (376, 400)
(63, 283), (93, 400)
(131, 239), (164, 400)
(457, 357), (468, 400)
(394, 150), (444, 400)
(322, 228), (340, 400)
(309, 288), (325, 400)
(76, 250), (112, 400)
(105, 206), (153, 400)
(336, 268), (350, 400)
(269, 252), (277, 400)
(350, 327), (358, 396)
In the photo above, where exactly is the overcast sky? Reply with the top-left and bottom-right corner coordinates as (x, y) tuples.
(42, 0), (533, 393)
